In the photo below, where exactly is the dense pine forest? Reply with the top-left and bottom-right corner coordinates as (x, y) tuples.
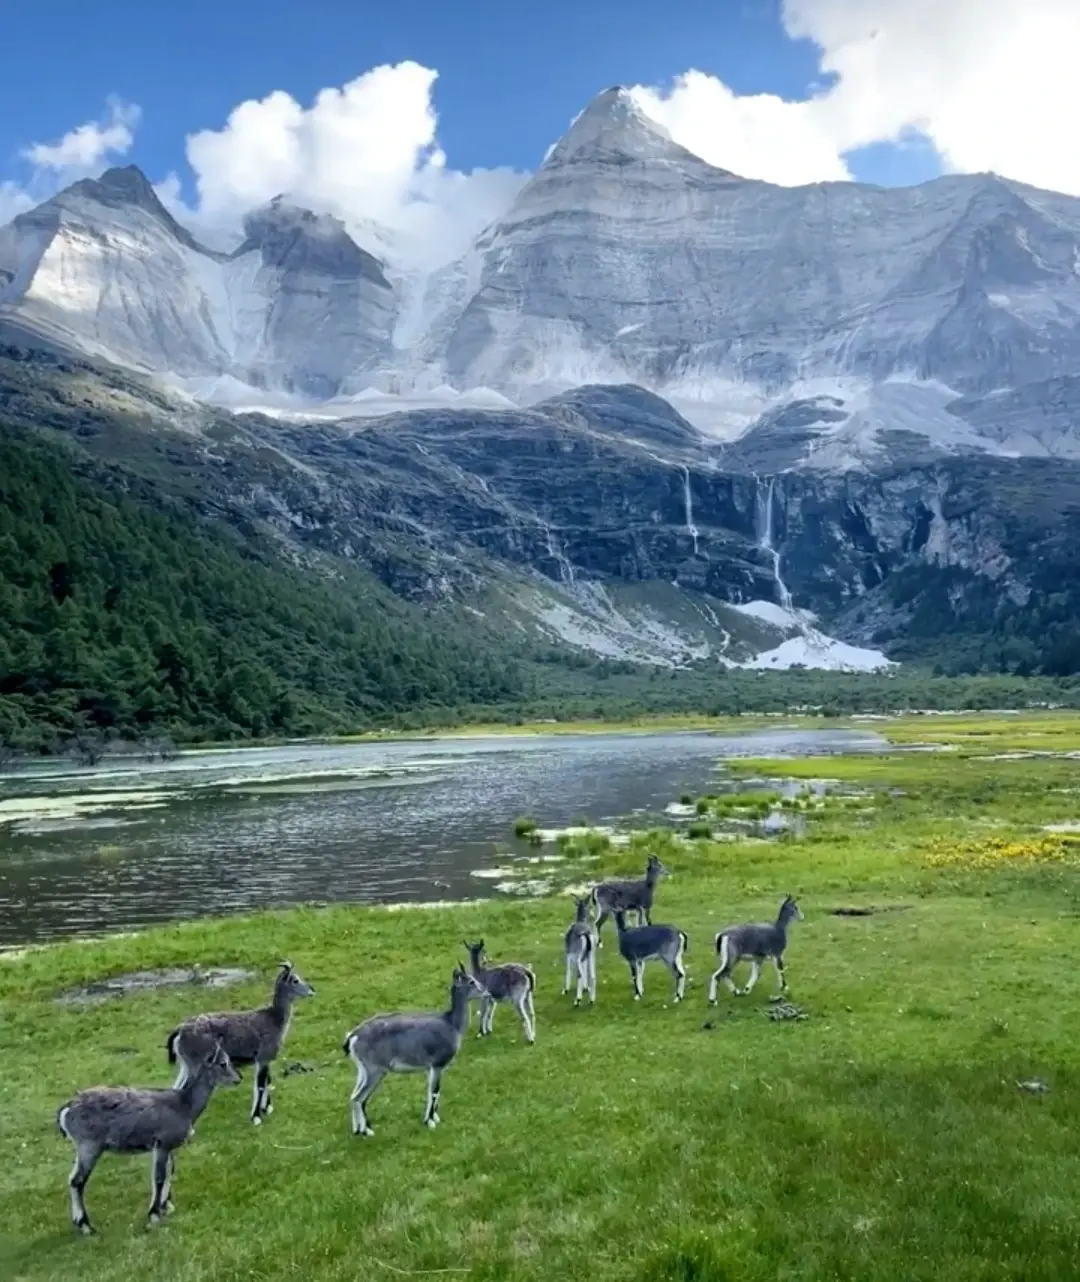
(0, 428), (524, 752)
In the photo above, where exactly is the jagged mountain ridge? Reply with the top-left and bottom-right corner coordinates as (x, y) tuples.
(1, 88), (1080, 465)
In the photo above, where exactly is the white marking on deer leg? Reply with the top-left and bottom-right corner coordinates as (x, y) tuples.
(563, 958), (574, 995)
(673, 946), (686, 1002)
(742, 960), (760, 995)
(588, 954), (597, 1002)
(772, 956), (787, 993)
(424, 1067), (441, 1127)
(68, 1160), (84, 1224)
(350, 1063), (374, 1136)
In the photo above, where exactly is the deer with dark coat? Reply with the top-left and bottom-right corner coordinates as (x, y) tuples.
(464, 939), (537, 1043)
(57, 1041), (240, 1234)
(563, 897), (597, 1005)
(165, 960), (314, 1124)
(613, 910), (688, 1002)
(343, 966), (483, 1135)
(708, 895), (803, 1002)
(592, 855), (669, 944)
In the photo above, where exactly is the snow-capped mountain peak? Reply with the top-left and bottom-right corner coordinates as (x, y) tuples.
(545, 84), (704, 168)
(3, 92), (1080, 460)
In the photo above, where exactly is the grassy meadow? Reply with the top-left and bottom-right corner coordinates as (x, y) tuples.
(4, 713), (1080, 1280)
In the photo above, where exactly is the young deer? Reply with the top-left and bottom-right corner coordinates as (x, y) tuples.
(464, 940), (537, 1043)
(563, 897), (597, 1006)
(166, 960), (314, 1124)
(613, 910), (688, 1003)
(342, 966), (483, 1135)
(57, 1041), (240, 1234)
(592, 854), (669, 944)
(708, 895), (803, 1002)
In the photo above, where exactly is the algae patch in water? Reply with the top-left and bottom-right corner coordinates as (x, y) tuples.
(55, 965), (255, 1006)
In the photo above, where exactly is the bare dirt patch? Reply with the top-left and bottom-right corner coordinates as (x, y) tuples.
(55, 965), (255, 1006)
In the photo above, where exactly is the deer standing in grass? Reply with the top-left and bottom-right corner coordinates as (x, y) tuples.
(708, 895), (803, 1002)
(591, 854), (669, 944)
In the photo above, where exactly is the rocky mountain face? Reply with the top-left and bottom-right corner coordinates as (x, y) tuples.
(3, 347), (1077, 676)
(0, 171), (394, 397)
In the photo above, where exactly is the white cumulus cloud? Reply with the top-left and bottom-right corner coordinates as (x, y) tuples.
(630, 70), (850, 185)
(633, 0), (1080, 194)
(0, 98), (141, 226)
(177, 61), (526, 270)
(22, 98), (141, 172)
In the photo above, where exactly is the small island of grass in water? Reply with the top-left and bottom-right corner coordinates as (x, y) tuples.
(4, 713), (1080, 1280)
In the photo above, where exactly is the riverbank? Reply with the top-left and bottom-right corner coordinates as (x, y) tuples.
(3, 717), (1080, 1280)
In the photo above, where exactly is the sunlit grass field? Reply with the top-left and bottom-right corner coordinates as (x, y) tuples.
(4, 714), (1080, 1280)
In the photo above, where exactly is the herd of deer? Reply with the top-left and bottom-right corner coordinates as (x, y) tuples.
(55, 852), (802, 1234)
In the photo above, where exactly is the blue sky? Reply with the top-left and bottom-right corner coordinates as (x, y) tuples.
(0, 0), (941, 195)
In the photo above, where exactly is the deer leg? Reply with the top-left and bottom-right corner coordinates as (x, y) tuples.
(672, 945), (686, 1003)
(251, 1063), (270, 1124)
(772, 954), (787, 994)
(424, 1067), (443, 1127)
(629, 960), (644, 1000)
(520, 988), (536, 1043)
(350, 1061), (384, 1136)
(740, 960), (761, 996)
(161, 1152), (176, 1214)
(594, 908), (609, 946)
(574, 956), (587, 1006)
(147, 1145), (170, 1224)
(68, 1142), (100, 1234)
(477, 995), (495, 1037)
(563, 954), (575, 995)
(587, 950), (597, 1003)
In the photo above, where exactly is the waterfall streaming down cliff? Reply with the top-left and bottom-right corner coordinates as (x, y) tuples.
(679, 465), (700, 556)
(754, 475), (793, 611)
(543, 523), (577, 586)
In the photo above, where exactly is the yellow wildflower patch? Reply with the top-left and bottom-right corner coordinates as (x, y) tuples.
(922, 832), (1080, 869)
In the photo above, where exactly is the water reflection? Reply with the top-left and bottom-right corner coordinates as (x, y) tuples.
(0, 728), (881, 945)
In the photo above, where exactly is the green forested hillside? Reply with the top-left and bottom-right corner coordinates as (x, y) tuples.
(4, 412), (1080, 756)
(0, 428), (523, 750)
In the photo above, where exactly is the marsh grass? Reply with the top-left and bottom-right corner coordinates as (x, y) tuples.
(5, 716), (1080, 1279)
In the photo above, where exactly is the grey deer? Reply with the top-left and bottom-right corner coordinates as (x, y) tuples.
(563, 897), (597, 1005)
(464, 939), (537, 1043)
(613, 909), (688, 1002)
(592, 854), (669, 944)
(166, 959), (314, 1124)
(57, 1040), (240, 1234)
(708, 895), (804, 1003)
(343, 965), (483, 1136)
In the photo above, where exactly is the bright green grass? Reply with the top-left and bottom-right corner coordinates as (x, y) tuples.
(4, 717), (1080, 1280)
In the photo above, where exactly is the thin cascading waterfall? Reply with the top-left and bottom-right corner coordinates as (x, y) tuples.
(543, 523), (576, 587)
(679, 465), (700, 556)
(754, 474), (793, 612)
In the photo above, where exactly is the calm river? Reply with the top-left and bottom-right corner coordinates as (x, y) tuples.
(0, 727), (882, 946)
